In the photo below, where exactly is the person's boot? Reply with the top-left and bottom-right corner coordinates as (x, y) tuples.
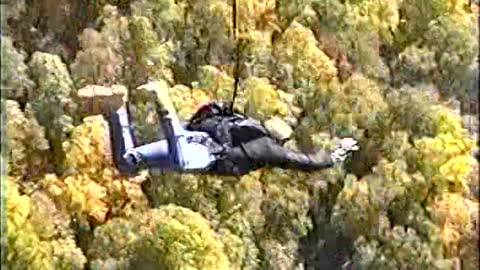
(75, 85), (127, 117)
(75, 84), (139, 174)
(107, 104), (139, 175)
(107, 105), (139, 175)
(136, 80), (188, 166)
(135, 80), (179, 121)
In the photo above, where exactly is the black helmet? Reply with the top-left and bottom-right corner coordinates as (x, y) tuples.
(189, 101), (232, 122)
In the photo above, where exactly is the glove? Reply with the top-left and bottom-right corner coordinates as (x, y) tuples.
(331, 137), (360, 163)
(123, 149), (143, 166)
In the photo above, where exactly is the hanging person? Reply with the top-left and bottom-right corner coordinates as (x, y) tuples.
(85, 80), (360, 176)
(182, 101), (359, 175)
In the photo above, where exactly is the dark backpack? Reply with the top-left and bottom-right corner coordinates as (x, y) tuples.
(186, 102), (272, 147)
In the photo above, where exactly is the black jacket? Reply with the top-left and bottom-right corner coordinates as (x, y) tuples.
(186, 102), (334, 176)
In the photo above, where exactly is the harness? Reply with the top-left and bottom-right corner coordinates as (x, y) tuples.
(184, 102), (268, 172)
(187, 102), (271, 147)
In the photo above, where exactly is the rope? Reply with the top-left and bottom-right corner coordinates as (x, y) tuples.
(230, 0), (240, 112)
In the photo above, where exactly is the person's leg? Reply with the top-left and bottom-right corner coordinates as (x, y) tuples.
(127, 140), (174, 168)
(141, 80), (214, 170)
(114, 80), (216, 172)
(110, 105), (182, 171)
(76, 83), (187, 172)
(157, 116), (186, 169)
(136, 80), (181, 129)
(136, 80), (187, 166)
(114, 89), (197, 170)
(108, 105), (140, 174)
(123, 125), (215, 171)
(108, 102), (179, 170)
(155, 115), (217, 171)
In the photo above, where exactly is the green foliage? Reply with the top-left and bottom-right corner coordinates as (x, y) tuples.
(394, 45), (437, 86)
(275, 0), (313, 28)
(274, 22), (337, 88)
(353, 226), (454, 270)
(41, 116), (149, 225)
(169, 84), (211, 121)
(1, 36), (35, 102)
(412, 105), (475, 196)
(310, 0), (386, 79)
(6, 100), (49, 179)
(167, 0), (234, 84)
(128, 15), (175, 85)
(130, 0), (184, 41)
(217, 227), (257, 270)
(129, 80), (169, 145)
(354, 0), (402, 44)
(238, 0), (283, 75)
(87, 217), (138, 269)
(423, 14), (478, 101)
(384, 84), (440, 137)
(130, 99), (164, 145)
(17, 0), (96, 58)
(197, 65), (235, 102)
(260, 170), (313, 242)
(330, 74), (388, 132)
(144, 172), (225, 227)
(414, 133), (475, 194)
(6, 177), (87, 270)
(331, 162), (454, 269)
(215, 172), (265, 269)
(51, 238), (89, 270)
(144, 165), (317, 269)
(395, 0), (469, 47)
(0, 0), (26, 28)
(28, 52), (75, 102)
(6, 178), (54, 270)
(329, 98), (477, 268)
(28, 51), (77, 172)
(302, 74), (387, 140)
(239, 30), (275, 79)
(260, 238), (302, 270)
(70, 5), (130, 88)
(243, 77), (289, 120)
(70, 29), (123, 87)
(88, 205), (231, 269)
(4, 1), (479, 269)
(135, 205), (231, 269)
(314, 0), (400, 47)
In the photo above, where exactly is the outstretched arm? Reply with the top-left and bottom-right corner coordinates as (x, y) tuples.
(240, 137), (335, 171)
(218, 137), (359, 175)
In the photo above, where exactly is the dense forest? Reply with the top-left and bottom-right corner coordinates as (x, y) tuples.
(2, 0), (479, 269)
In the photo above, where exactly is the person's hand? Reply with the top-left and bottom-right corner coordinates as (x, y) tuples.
(339, 137), (359, 152)
(331, 137), (359, 163)
(123, 150), (143, 166)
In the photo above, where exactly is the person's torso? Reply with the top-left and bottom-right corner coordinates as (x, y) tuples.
(187, 113), (271, 147)
(186, 113), (271, 176)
